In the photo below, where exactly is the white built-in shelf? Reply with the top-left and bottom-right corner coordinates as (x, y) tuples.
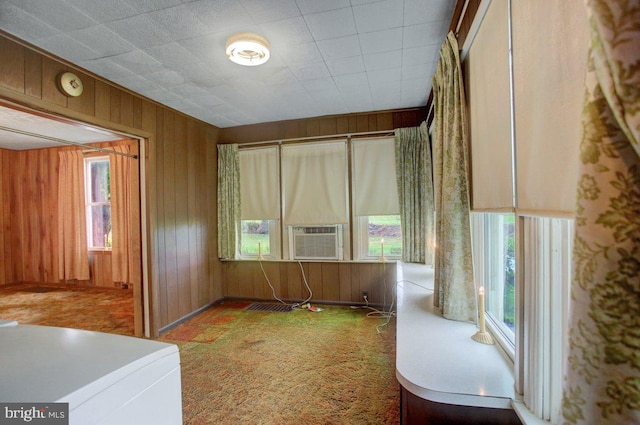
(396, 263), (515, 409)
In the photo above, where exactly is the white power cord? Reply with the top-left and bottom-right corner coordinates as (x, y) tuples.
(258, 258), (313, 309)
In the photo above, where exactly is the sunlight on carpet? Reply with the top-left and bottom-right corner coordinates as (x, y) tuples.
(160, 300), (399, 424)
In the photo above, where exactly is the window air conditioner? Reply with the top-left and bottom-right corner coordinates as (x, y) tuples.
(289, 225), (343, 260)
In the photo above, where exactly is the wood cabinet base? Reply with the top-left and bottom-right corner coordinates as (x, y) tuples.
(401, 386), (522, 425)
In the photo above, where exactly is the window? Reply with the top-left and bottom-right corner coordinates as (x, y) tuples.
(238, 147), (280, 259)
(84, 157), (111, 249)
(472, 212), (516, 351)
(240, 219), (278, 258)
(360, 215), (402, 259)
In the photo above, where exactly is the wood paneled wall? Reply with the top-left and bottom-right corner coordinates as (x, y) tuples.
(219, 108), (427, 144)
(221, 261), (396, 306)
(218, 106), (422, 306)
(0, 141), (137, 287)
(0, 33), (220, 336)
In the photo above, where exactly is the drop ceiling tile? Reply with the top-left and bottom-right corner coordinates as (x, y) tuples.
(350, 0), (383, 5)
(105, 14), (173, 49)
(259, 16), (313, 47)
(352, 0), (403, 34)
(187, 0), (254, 34)
(358, 27), (402, 54)
(239, 0), (301, 24)
(7, 0), (97, 32)
(304, 8), (357, 41)
(146, 69), (186, 88)
(63, 0), (138, 23)
(0, 3), (60, 40)
(262, 67), (298, 85)
(301, 77), (338, 93)
(124, 0), (185, 14)
(79, 57), (133, 80)
(277, 41), (323, 67)
(402, 76), (430, 94)
(109, 50), (163, 75)
(401, 63), (428, 80)
(190, 92), (226, 108)
(325, 55), (365, 76)
(35, 34), (99, 63)
(341, 91), (373, 112)
(368, 67), (401, 84)
(295, 0), (350, 15)
(69, 25), (136, 58)
(363, 50), (402, 71)
(290, 61), (331, 81)
(402, 45), (439, 67)
(404, 0), (453, 26)
(146, 4), (211, 41)
(113, 74), (162, 93)
(178, 32), (227, 64)
(403, 22), (444, 48)
(144, 42), (200, 68)
(317, 35), (361, 61)
(333, 72), (368, 89)
(372, 97), (402, 111)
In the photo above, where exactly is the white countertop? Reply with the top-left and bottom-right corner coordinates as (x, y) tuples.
(395, 263), (516, 409)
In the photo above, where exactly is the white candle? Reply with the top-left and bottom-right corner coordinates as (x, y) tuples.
(380, 238), (385, 257)
(478, 286), (486, 333)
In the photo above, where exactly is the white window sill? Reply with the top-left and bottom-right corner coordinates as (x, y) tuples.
(396, 263), (516, 409)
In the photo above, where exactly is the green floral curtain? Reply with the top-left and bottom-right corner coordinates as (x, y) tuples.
(217, 144), (240, 260)
(431, 32), (476, 322)
(561, 1), (640, 424)
(394, 122), (434, 264)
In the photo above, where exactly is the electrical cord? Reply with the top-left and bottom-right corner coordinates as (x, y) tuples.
(258, 258), (313, 309)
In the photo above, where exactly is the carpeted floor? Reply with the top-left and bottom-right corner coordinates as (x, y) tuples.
(0, 283), (134, 335)
(160, 300), (400, 425)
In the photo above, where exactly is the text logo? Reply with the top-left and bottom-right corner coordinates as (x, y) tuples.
(0, 404), (68, 424)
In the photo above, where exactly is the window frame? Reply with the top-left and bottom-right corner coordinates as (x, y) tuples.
(84, 155), (111, 251)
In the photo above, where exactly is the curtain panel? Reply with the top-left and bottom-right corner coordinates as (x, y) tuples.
(110, 144), (134, 284)
(562, 1), (640, 424)
(281, 141), (348, 226)
(239, 146), (280, 220)
(394, 123), (433, 264)
(217, 144), (240, 259)
(57, 150), (90, 281)
(352, 137), (400, 217)
(432, 32), (476, 322)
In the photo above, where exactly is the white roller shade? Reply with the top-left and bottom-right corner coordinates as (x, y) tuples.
(352, 137), (399, 216)
(466, 0), (513, 211)
(282, 141), (348, 225)
(512, 0), (590, 216)
(239, 146), (280, 220)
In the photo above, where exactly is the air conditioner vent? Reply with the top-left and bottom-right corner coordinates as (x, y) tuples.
(290, 225), (342, 260)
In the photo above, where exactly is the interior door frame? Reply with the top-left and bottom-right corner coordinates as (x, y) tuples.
(0, 98), (152, 338)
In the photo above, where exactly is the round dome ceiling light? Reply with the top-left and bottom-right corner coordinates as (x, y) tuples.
(225, 32), (270, 66)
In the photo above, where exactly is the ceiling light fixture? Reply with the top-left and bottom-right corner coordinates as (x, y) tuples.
(225, 32), (270, 66)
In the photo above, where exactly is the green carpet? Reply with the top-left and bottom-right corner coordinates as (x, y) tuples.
(160, 300), (399, 424)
